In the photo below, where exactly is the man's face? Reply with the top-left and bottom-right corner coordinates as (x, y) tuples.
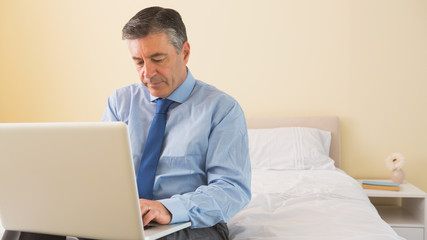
(127, 32), (190, 98)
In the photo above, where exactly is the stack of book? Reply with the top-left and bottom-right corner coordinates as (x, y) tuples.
(361, 181), (400, 191)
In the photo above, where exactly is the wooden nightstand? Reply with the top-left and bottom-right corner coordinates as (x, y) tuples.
(358, 179), (427, 240)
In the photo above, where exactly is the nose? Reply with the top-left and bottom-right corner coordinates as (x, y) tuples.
(142, 61), (156, 79)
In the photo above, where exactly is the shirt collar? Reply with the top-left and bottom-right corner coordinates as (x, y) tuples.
(149, 68), (196, 103)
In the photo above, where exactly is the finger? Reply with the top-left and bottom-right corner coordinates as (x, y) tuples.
(139, 199), (151, 215)
(139, 199), (153, 212)
(142, 204), (151, 215)
(142, 207), (158, 226)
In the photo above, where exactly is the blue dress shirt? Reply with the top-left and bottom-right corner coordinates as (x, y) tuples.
(102, 70), (251, 228)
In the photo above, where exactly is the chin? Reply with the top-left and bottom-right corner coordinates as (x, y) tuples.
(149, 90), (168, 98)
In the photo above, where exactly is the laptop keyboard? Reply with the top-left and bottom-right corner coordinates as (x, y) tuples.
(144, 225), (155, 230)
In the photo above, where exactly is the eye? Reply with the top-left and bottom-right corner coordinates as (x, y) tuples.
(133, 57), (144, 68)
(151, 57), (165, 63)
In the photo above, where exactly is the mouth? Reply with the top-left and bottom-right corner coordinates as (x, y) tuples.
(143, 76), (163, 87)
(146, 81), (164, 89)
(144, 76), (165, 84)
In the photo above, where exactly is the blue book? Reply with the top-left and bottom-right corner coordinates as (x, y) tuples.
(362, 181), (400, 187)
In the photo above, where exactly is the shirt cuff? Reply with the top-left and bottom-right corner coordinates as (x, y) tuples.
(158, 197), (190, 224)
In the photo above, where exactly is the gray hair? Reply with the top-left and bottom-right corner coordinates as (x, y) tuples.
(122, 6), (188, 53)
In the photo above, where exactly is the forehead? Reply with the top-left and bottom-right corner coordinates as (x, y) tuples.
(127, 32), (175, 58)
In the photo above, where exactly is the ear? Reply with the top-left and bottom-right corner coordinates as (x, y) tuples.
(181, 41), (190, 64)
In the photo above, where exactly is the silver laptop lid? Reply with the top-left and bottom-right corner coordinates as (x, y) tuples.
(0, 122), (144, 240)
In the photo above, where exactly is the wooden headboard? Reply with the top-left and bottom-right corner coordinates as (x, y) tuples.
(246, 116), (341, 168)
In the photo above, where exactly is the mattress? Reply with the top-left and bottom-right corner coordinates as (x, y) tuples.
(228, 169), (404, 240)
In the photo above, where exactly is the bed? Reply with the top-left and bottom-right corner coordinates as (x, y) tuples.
(228, 116), (404, 240)
(0, 117), (404, 239)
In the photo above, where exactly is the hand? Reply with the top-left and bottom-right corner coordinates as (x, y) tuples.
(139, 199), (172, 226)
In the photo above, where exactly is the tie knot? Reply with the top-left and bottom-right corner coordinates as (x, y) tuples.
(155, 98), (174, 114)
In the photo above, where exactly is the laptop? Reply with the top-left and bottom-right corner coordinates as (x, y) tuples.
(0, 122), (190, 240)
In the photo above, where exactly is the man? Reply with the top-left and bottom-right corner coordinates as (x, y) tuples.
(2, 6), (251, 240)
(101, 6), (251, 239)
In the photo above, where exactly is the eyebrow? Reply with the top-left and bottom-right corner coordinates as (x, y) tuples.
(132, 53), (167, 61)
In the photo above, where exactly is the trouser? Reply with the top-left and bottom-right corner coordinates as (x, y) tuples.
(1, 223), (229, 240)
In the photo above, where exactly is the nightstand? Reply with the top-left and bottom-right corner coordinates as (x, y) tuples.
(358, 179), (427, 240)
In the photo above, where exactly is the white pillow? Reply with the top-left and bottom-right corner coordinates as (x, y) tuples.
(248, 127), (335, 170)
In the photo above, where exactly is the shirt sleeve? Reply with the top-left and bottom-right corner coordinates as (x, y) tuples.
(101, 91), (120, 122)
(159, 100), (252, 228)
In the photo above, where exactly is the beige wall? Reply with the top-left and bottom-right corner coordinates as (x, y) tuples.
(1, 0), (426, 191)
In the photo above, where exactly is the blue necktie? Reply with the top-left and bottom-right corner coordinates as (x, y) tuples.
(137, 98), (174, 199)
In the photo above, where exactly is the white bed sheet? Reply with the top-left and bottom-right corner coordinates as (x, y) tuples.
(229, 169), (404, 240)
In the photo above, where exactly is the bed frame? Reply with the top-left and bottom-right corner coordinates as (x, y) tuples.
(246, 116), (341, 168)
